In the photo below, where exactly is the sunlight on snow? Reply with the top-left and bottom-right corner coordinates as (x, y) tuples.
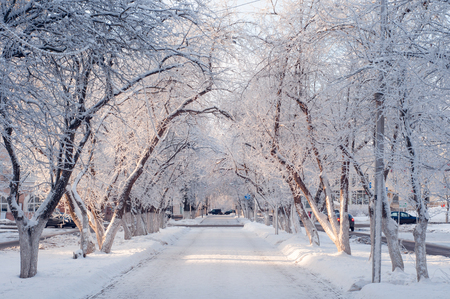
(183, 254), (289, 264)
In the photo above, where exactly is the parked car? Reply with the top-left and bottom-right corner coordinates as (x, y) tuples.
(46, 211), (76, 228)
(390, 211), (417, 224)
(335, 211), (355, 232)
(208, 209), (223, 215)
(224, 210), (235, 215)
(324, 210), (355, 231)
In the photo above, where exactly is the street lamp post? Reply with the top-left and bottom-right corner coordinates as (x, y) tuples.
(254, 197), (257, 222)
(275, 205), (278, 235)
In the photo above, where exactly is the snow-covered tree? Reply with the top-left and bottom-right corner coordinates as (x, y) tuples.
(0, 0), (214, 277)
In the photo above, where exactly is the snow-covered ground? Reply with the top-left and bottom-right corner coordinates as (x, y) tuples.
(0, 227), (189, 299)
(0, 215), (449, 298)
(242, 219), (450, 299)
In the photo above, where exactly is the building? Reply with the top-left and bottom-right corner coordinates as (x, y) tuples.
(0, 147), (43, 221)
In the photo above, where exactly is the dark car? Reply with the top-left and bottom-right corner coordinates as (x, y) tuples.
(46, 211), (76, 228)
(208, 209), (223, 215)
(224, 210), (235, 215)
(391, 211), (417, 224)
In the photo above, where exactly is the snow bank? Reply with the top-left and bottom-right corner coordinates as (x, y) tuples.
(0, 227), (79, 243)
(0, 218), (15, 225)
(168, 216), (205, 225)
(243, 221), (450, 298)
(0, 227), (188, 299)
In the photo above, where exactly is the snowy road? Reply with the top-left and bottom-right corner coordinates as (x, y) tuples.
(90, 216), (343, 299)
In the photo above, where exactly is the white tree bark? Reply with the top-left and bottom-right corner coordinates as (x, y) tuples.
(134, 210), (148, 236)
(90, 209), (106, 250)
(102, 214), (124, 253)
(147, 212), (155, 233)
(66, 188), (96, 256)
(153, 211), (160, 233)
(264, 211), (271, 226)
(290, 203), (302, 234)
(382, 215), (404, 272)
(122, 212), (133, 240)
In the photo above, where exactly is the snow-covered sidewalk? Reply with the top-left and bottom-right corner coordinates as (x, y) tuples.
(0, 227), (188, 299)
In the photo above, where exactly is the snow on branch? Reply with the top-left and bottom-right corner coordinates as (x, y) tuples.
(178, 106), (234, 120)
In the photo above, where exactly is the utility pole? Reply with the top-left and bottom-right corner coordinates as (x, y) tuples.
(254, 197), (257, 222)
(275, 205), (279, 235)
(372, 0), (387, 284)
(373, 95), (384, 283)
(444, 174), (449, 223)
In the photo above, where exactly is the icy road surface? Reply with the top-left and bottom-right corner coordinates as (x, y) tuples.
(91, 216), (343, 299)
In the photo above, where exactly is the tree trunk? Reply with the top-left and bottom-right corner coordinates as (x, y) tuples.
(101, 212), (124, 253)
(147, 212), (154, 233)
(141, 211), (149, 234)
(290, 203), (302, 234)
(122, 212), (133, 240)
(91, 209), (105, 250)
(277, 208), (286, 232)
(414, 215), (428, 281)
(66, 193), (82, 229)
(131, 212), (138, 236)
(153, 211), (160, 233)
(287, 178), (319, 245)
(159, 211), (166, 229)
(339, 157), (351, 255)
(294, 202), (320, 245)
(401, 101), (429, 281)
(134, 210), (147, 236)
(80, 209), (96, 256)
(66, 189), (95, 256)
(382, 216), (404, 271)
(264, 210), (271, 226)
(183, 209), (190, 220)
(283, 206), (291, 233)
(17, 221), (46, 278)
